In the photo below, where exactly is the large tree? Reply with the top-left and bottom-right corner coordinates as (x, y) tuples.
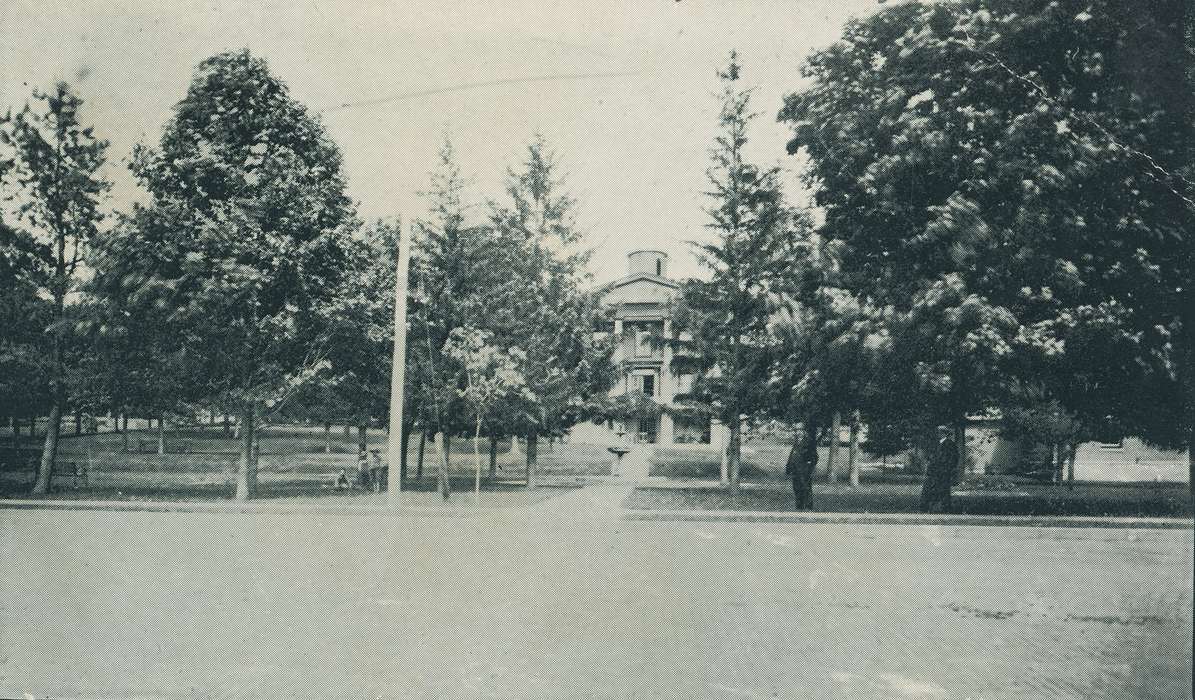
(96, 50), (357, 499)
(0, 83), (110, 494)
(768, 229), (879, 508)
(489, 135), (617, 487)
(671, 52), (798, 494)
(781, 0), (1192, 508)
(0, 216), (53, 442)
(410, 137), (511, 498)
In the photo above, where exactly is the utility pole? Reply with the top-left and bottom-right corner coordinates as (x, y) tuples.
(387, 218), (413, 509)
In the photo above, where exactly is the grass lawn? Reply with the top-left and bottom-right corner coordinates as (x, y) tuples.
(625, 480), (1194, 518)
(0, 426), (606, 504)
(647, 441), (900, 481)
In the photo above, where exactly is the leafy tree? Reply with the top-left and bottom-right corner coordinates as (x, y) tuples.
(0, 83), (110, 494)
(489, 135), (617, 487)
(780, 0), (1192, 508)
(443, 326), (527, 502)
(312, 219), (404, 460)
(670, 52), (797, 494)
(0, 218), (53, 440)
(98, 50), (357, 499)
(768, 228), (880, 507)
(410, 137), (510, 498)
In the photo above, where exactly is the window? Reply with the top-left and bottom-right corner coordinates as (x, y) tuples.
(655, 259), (662, 276)
(640, 374), (655, 397)
(635, 330), (652, 357)
(638, 416), (658, 444)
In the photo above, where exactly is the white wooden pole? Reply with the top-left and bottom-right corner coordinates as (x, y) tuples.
(386, 218), (413, 509)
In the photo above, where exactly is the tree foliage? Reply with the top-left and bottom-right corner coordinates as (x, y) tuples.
(672, 52), (799, 493)
(781, 0), (1193, 506)
(94, 50), (357, 499)
(0, 82), (110, 493)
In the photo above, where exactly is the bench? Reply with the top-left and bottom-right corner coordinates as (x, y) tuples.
(175, 440), (192, 454)
(51, 461), (88, 488)
(137, 438), (157, 453)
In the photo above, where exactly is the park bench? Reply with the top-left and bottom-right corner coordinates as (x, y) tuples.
(51, 461), (89, 488)
(137, 438), (156, 453)
(176, 440), (192, 453)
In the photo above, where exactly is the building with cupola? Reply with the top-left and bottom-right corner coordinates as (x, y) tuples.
(570, 250), (729, 449)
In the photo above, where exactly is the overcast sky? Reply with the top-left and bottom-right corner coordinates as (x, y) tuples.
(1, 0), (880, 282)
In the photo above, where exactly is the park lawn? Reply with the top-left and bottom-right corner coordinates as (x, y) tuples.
(0, 427), (607, 503)
(625, 480), (1193, 519)
(0, 467), (574, 508)
(648, 440), (896, 482)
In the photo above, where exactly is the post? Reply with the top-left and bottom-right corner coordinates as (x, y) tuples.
(386, 217), (412, 509)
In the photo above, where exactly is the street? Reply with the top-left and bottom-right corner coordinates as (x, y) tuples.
(1, 492), (1191, 699)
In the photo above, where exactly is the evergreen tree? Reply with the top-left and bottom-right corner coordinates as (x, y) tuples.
(489, 135), (617, 487)
(671, 52), (797, 494)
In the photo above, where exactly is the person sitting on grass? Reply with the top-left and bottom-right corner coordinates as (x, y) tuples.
(333, 468), (350, 490)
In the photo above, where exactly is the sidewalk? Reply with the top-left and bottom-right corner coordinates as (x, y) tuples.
(2, 490), (1190, 529)
(623, 506), (1193, 530)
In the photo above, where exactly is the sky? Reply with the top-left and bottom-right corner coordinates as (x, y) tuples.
(0, 0), (881, 283)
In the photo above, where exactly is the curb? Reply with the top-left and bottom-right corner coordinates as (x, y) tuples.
(0, 498), (505, 519)
(621, 508), (1194, 530)
(3, 498), (1191, 530)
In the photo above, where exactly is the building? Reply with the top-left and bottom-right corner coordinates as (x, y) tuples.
(570, 250), (727, 448)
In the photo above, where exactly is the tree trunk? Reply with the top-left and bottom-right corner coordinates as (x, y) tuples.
(31, 402), (62, 496)
(323, 421), (332, 454)
(953, 419), (967, 484)
(122, 413), (129, 433)
(234, 404), (257, 500)
(719, 423), (729, 487)
(416, 430), (426, 479)
(157, 413), (166, 455)
(727, 419), (741, 495)
(488, 435), (499, 479)
(1066, 442), (1077, 491)
(919, 429), (954, 513)
(848, 414), (860, 487)
(121, 426), (129, 453)
(356, 424), (368, 459)
(525, 430), (539, 489)
(400, 420), (412, 481)
(343, 424), (351, 438)
(827, 411), (841, 483)
(436, 431), (451, 500)
(74, 411), (82, 435)
(222, 413), (230, 437)
(473, 415), (483, 505)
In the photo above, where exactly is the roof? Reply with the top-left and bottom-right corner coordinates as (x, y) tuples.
(597, 272), (681, 294)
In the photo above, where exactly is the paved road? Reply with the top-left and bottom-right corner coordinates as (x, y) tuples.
(1, 494), (1190, 699)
